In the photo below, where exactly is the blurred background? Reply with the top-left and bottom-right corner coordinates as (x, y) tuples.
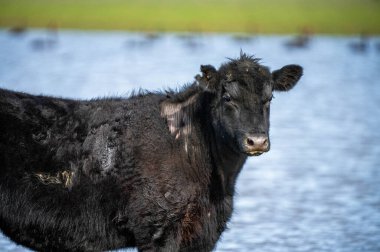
(1, 0), (380, 251)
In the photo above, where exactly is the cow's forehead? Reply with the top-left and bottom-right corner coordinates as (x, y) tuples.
(221, 59), (270, 80)
(229, 68), (272, 95)
(224, 83), (272, 105)
(240, 59), (270, 74)
(245, 64), (271, 79)
(218, 55), (273, 97)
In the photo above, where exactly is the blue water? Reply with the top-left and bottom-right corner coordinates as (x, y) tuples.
(1, 29), (380, 252)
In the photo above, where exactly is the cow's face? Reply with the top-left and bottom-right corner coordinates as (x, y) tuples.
(198, 54), (303, 156)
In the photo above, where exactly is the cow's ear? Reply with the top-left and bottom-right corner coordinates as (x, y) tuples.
(195, 64), (219, 91)
(272, 65), (303, 91)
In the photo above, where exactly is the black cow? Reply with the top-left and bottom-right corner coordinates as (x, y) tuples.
(0, 53), (302, 252)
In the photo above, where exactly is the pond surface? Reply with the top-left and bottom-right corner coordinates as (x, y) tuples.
(1, 29), (380, 252)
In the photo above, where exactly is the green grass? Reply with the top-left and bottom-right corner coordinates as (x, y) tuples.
(1, 0), (379, 34)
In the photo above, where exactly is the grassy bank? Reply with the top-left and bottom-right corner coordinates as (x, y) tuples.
(1, 0), (379, 34)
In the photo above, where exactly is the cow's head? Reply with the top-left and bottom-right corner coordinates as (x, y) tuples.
(161, 53), (302, 157)
(196, 53), (303, 156)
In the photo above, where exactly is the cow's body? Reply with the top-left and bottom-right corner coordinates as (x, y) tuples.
(0, 54), (302, 251)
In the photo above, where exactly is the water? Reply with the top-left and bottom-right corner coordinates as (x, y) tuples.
(1, 29), (380, 252)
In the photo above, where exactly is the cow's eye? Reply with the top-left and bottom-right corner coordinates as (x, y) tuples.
(223, 94), (231, 102)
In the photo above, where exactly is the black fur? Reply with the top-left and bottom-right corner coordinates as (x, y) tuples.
(0, 53), (303, 252)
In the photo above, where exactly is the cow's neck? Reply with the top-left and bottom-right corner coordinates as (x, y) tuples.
(215, 138), (246, 196)
(207, 124), (247, 197)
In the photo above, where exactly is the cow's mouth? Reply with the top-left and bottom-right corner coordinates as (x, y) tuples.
(247, 151), (265, 156)
(240, 147), (269, 156)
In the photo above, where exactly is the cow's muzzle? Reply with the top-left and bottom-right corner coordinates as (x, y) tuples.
(242, 134), (270, 156)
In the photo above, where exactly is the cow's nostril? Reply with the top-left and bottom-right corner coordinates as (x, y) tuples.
(246, 138), (254, 146)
